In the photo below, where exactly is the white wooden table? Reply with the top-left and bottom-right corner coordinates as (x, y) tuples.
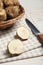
(1, 0), (43, 65)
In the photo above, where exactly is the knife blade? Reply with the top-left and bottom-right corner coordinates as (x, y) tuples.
(25, 18), (43, 44)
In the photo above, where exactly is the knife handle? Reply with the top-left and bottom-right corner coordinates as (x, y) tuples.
(37, 34), (43, 44)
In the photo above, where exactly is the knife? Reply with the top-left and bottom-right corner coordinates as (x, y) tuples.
(25, 18), (43, 45)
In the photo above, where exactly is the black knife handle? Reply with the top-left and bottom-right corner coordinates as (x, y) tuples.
(37, 34), (43, 44)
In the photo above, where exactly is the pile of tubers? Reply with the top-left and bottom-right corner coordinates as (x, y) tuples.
(0, 0), (20, 21)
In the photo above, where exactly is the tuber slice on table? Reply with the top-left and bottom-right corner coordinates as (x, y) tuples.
(16, 27), (30, 40)
(8, 39), (24, 55)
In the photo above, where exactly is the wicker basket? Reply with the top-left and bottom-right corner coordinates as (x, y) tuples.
(0, 5), (25, 29)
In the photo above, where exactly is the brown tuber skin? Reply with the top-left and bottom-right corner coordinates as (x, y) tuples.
(0, 9), (7, 21)
(3, 0), (19, 6)
(5, 6), (20, 18)
(0, 0), (4, 9)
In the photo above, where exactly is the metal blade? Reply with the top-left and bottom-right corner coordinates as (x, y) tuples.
(25, 18), (40, 35)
